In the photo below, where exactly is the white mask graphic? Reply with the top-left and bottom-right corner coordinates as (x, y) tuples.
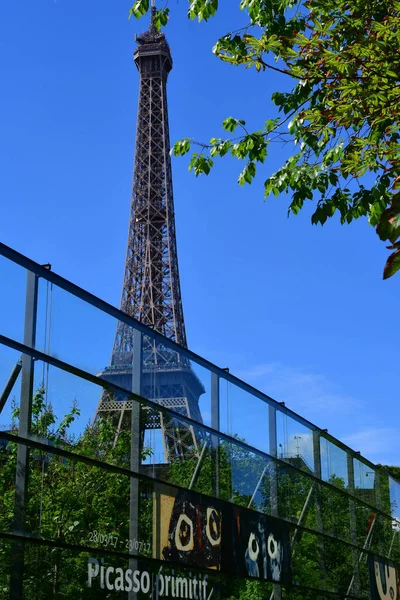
(374, 558), (398, 600)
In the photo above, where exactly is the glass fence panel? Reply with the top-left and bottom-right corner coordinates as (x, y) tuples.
(0, 255), (27, 346)
(368, 512), (397, 559)
(37, 282), (118, 375)
(353, 457), (376, 505)
(3, 530), (373, 600)
(352, 497), (379, 549)
(291, 529), (327, 590)
(1, 431), (398, 599)
(164, 425), (215, 495)
(24, 449), (154, 559)
(358, 556), (373, 600)
(0, 537), (287, 600)
(283, 589), (347, 600)
(322, 535), (354, 595)
(219, 378), (269, 454)
(144, 426), (273, 514)
(3, 345), (395, 550)
(389, 527), (400, 562)
(378, 470), (392, 515)
(143, 335), (205, 430)
(276, 412), (315, 473)
(0, 433), (16, 535)
(320, 437), (349, 488)
(0, 540), (156, 600)
(224, 576), (273, 600)
(190, 360), (212, 428)
(0, 539), (12, 599)
(4, 359), (138, 469)
(222, 439), (269, 511)
(0, 343), (23, 432)
(275, 461), (316, 529)
(319, 481), (351, 542)
(390, 477), (400, 522)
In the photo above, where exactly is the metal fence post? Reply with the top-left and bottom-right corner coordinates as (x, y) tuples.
(268, 405), (281, 600)
(211, 372), (220, 498)
(10, 270), (38, 600)
(313, 430), (326, 586)
(347, 453), (361, 595)
(268, 405), (278, 514)
(129, 328), (142, 600)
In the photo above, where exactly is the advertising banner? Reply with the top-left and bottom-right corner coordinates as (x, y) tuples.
(222, 505), (292, 585)
(152, 484), (292, 585)
(153, 486), (222, 570)
(369, 554), (400, 600)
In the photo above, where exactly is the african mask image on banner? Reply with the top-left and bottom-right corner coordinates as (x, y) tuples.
(153, 485), (222, 570)
(369, 555), (400, 600)
(222, 506), (292, 585)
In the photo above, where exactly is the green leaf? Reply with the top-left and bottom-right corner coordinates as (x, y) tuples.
(188, 0), (219, 22)
(383, 249), (400, 279)
(153, 8), (170, 30)
(171, 138), (191, 157)
(222, 117), (245, 133)
(238, 162), (256, 186)
(376, 193), (400, 244)
(188, 154), (214, 176)
(129, 0), (149, 19)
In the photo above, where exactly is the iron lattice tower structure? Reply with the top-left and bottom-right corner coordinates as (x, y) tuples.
(97, 7), (204, 462)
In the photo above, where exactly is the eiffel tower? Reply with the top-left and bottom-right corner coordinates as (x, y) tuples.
(96, 2), (204, 462)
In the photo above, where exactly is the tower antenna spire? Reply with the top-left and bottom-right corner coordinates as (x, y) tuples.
(150, 0), (156, 27)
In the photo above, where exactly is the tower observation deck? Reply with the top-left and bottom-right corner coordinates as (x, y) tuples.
(96, 6), (204, 462)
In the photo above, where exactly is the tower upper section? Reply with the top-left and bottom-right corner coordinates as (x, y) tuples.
(112, 13), (187, 362)
(134, 8), (172, 76)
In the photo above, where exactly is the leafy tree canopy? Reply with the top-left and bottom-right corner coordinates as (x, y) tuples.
(131, 0), (400, 278)
(381, 465), (400, 482)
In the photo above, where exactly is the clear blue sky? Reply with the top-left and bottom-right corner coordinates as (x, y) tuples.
(0, 1), (398, 468)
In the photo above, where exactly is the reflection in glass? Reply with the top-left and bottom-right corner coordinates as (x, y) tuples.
(38, 283), (117, 375)
(390, 477), (400, 522)
(276, 412), (315, 473)
(320, 437), (348, 488)
(0, 256), (27, 347)
(0, 343), (23, 431)
(219, 379), (269, 454)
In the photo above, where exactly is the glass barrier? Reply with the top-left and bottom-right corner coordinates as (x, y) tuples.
(2, 247), (400, 600)
(389, 525), (400, 562)
(1, 427), (399, 600)
(35, 279), (213, 433)
(143, 336), (207, 428)
(377, 470), (393, 516)
(390, 476), (400, 522)
(320, 437), (349, 489)
(2, 342), (398, 551)
(219, 377), (270, 454)
(0, 539), (12, 599)
(277, 412), (315, 473)
(0, 434), (16, 536)
(353, 457), (376, 505)
(0, 256), (27, 347)
(23, 448), (152, 559)
(190, 361), (212, 428)
(1, 255), (391, 517)
(0, 344), (23, 431)
(37, 281), (119, 376)
(275, 461), (316, 530)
